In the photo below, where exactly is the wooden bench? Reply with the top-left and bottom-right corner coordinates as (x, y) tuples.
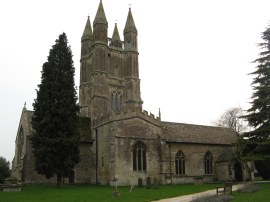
(216, 182), (233, 195)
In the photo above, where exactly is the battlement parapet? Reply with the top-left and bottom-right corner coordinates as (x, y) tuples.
(92, 109), (161, 128)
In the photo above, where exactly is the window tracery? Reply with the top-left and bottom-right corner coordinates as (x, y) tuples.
(110, 91), (123, 112)
(175, 150), (185, 175)
(133, 141), (146, 171)
(204, 151), (213, 174)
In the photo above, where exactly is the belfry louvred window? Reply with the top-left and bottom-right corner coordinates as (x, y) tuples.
(133, 141), (146, 171)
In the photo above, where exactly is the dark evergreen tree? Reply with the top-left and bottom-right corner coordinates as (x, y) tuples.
(244, 25), (270, 158)
(31, 33), (80, 186)
(0, 156), (10, 183)
(255, 159), (270, 180)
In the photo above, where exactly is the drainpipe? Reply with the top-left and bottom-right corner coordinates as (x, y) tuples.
(95, 128), (98, 185)
(169, 142), (172, 184)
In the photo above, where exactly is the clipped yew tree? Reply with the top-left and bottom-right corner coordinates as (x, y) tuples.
(31, 33), (80, 186)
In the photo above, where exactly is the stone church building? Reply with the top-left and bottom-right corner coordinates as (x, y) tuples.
(12, 1), (245, 185)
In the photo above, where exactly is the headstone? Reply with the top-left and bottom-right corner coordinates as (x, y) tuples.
(112, 191), (121, 197)
(112, 179), (121, 197)
(153, 178), (159, 189)
(129, 185), (134, 192)
(146, 177), (151, 189)
(138, 178), (143, 188)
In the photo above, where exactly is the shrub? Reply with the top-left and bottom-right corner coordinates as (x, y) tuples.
(0, 156), (10, 183)
(192, 194), (233, 202)
(238, 183), (260, 193)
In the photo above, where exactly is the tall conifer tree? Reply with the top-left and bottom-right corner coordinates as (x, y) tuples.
(244, 26), (270, 157)
(31, 33), (80, 186)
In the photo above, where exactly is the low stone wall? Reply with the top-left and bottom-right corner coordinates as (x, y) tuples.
(0, 184), (22, 192)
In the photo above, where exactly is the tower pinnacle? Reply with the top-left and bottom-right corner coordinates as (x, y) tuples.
(94, 0), (108, 25)
(124, 7), (138, 51)
(124, 7), (137, 34)
(81, 16), (93, 41)
(93, 0), (108, 43)
(110, 23), (122, 48)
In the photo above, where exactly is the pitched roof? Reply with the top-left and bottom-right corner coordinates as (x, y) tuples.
(161, 121), (237, 145)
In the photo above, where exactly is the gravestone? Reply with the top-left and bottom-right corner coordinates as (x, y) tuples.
(129, 185), (134, 192)
(153, 178), (159, 189)
(112, 179), (121, 197)
(146, 177), (151, 189)
(138, 178), (143, 188)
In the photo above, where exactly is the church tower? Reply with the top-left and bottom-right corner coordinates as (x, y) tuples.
(123, 8), (142, 111)
(79, 1), (143, 120)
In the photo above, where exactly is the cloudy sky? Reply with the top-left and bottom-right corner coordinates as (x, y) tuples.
(1, 0), (270, 163)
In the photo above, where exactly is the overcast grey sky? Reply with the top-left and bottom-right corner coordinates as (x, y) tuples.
(1, 0), (270, 163)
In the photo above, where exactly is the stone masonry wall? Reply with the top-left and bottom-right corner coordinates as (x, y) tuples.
(24, 137), (56, 184)
(95, 122), (114, 185)
(215, 161), (231, 181)
(164, 143), (232, 184)
(74, 143), (96, 184)
(113, 118), (162, 186)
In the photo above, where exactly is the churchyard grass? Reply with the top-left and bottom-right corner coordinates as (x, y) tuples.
(233, 182), (270, 202)
(191, 182), (270, 202)
(0, 183), (220, 202)
(2, 182), (269, 201)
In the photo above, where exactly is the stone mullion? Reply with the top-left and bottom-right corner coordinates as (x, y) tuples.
(136, 148), (139, 171)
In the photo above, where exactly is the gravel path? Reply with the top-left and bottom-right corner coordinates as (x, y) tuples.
(151, 183), (245, 202)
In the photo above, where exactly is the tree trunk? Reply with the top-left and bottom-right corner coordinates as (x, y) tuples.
(244, 161), (252, 181)
(241, 162), (246, 182)
(57, 173), (63, 187)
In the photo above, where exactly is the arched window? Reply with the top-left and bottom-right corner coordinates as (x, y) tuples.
(175, 150), (185, 175)
(133, 141), (146, 171)
(204, 151), (213, 174)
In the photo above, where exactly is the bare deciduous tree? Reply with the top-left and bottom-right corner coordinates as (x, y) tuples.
(213, 107), (253, 181)
(213, 107), (248, 133)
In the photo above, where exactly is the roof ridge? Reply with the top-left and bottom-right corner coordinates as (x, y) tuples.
(162, 121), (234, 130)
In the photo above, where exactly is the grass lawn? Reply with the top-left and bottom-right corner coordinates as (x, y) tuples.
(0, 183), (221, 202)
(233, 182), (270, 202)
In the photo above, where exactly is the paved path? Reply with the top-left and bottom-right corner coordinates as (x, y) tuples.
(152, 184), (245, 202)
